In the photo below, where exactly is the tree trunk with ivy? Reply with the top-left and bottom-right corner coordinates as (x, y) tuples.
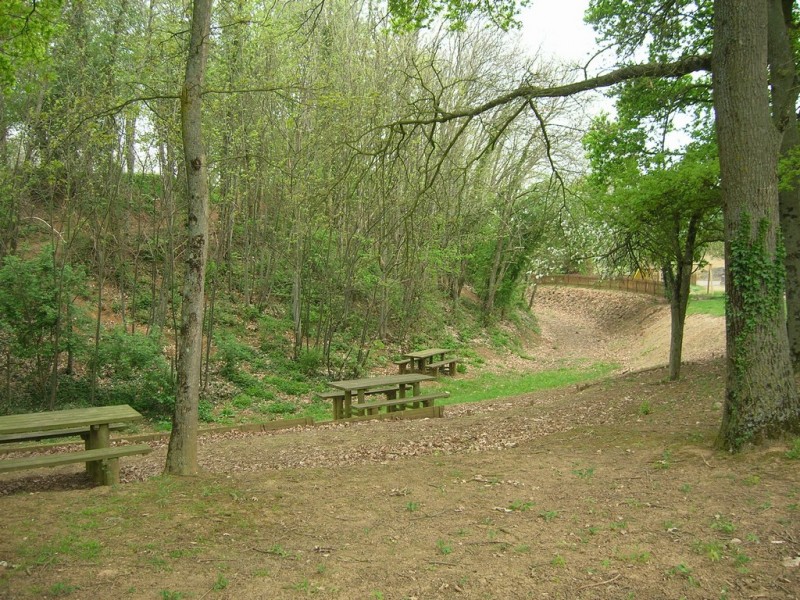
(713, 0), (800, 451)
(165, 0), (213, 476)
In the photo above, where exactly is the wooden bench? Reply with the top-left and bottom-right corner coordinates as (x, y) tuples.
(350, 391), (450, 416)
(393, 358), (412, 374)
(0, 423), (128, 445)
(0, 444), (152, 485)
(426, 358), (461, 376)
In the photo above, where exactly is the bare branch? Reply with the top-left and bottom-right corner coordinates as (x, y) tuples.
(392, 54), (712, 127)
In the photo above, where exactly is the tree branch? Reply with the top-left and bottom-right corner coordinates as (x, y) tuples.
(392, 54), (712, 127)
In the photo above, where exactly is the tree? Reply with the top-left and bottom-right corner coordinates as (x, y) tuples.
(164, 0), (213, 476)
(712, 0), (798, 449)
(584, 120), (722, 381)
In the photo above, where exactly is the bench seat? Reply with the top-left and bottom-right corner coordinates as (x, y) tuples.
(0, 444), (152, 485)
(426, 358), (461, 376)
(350, 391), (450, 415)
(0, 423), (128, 444)
(318, 386), (399, 401)
(392, 358), (412, 373)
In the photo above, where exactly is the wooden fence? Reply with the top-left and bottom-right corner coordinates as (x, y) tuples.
(538, 274), (666, 298)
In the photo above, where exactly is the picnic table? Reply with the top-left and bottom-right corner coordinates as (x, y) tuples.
(326, 373), (447, 419)
(0, 405), (152, 485)
(399, 348), (461, 376)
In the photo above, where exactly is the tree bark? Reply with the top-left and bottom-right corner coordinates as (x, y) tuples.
(768, 0), (800, 372)
(165, 0), (213, 476)
(713, 0), (800, 451)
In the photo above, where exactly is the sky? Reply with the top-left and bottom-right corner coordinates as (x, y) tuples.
(518, 0), (600, 66)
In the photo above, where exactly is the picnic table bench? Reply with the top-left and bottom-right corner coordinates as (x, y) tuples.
(0, 406), (151, 485)
(325, 373), (436, 419)
(349, 391), (450, 416)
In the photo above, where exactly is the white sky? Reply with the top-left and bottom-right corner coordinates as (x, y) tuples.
(518, 0), (600, 67)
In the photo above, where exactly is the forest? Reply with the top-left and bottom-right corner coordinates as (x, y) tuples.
(0, 0), (799, 460)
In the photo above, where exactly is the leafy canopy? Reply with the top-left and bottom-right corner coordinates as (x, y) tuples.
(387, 0), (529, 31)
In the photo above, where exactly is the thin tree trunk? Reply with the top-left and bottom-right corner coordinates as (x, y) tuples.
(165, 0), (213, 476)
(713, 0), (800, 450)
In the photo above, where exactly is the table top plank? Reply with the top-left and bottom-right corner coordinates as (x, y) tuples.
(328, 373), (433, 391)
(0, 406), (144, 435)
(404, 348), (450, 360)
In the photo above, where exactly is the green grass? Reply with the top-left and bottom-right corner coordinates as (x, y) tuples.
(687, 294), (726, 317)
(436, 362), (618, 407)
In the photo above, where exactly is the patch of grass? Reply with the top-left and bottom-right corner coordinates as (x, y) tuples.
(48, 582), (78, 596)
(571, 466), (595, 479)
(687, 294), (726, 317)
(159, 591), (184, 600)
(213, 573), (228, 591)
(508, 499), (534, 512)
(551, 554), (566, 567)
(785, 438), (800, 459)
(692, 539), (725, 561)
(710, 515), (735, 534)
(638, 400), (651, 415)
(654, 449), (672, 470)
(610, 519), (628, 532)
(616, 549), (652, 564)
(436, 539), (453, 555)
(438, 362), (618, 407)
(405, 501), (420, 512)
(743, 474), (760, 486)
(666, 563), (698, 587)
(539, 510), (559, 522)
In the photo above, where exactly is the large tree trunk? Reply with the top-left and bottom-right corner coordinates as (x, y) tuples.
(165, 0), (213, 476)
(713, 0), (800, 451)
(768, 0), (800, 372)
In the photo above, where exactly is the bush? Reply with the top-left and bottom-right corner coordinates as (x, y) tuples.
(90, 328), (174, 417)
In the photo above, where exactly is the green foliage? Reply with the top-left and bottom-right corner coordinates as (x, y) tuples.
(725, 218), (787, 449)
(387, 0), (528, 32)
(0, 0), (62, 88)
(91, 328), (174, 416)
(786, 438), (800, 459)
(0, 248), (87, 405)
(214, 332), (256, 379)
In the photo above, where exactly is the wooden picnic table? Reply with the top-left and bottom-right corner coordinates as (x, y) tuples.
(0, 405), (150, 485)
(404, 348), (450, 372)
(327, 373), (435, 419)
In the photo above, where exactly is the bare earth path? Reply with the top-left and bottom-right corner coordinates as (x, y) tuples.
(2, 287), (797, 600)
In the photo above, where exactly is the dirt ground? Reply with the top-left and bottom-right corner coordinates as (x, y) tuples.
(1, 287), (799, 600)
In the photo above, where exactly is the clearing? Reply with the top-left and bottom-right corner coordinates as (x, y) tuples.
(1, 287), (798, 600)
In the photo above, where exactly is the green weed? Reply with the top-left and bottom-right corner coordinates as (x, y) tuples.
(710, 515), (735, 534)
(572, 467), (595, 479)
(654, 449), (672, 470)
(213, 573), (228, 591)
(638, 400), (651, 415)
(692, 539), (725, 561)
(539, 510), (559, 522)
(508, 500), (534, 512)
(436, 539), (453, 555)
